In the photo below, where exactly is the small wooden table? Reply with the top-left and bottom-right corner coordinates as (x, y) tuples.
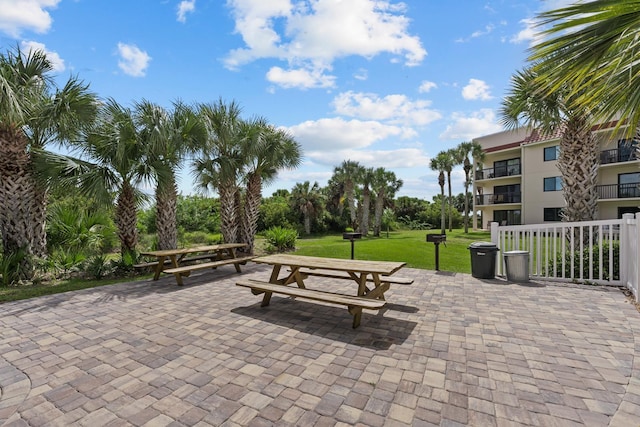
(237, 254), (407, 328)
(140, 243), (252, 285)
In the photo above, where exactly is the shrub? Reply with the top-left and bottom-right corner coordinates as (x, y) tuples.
(546, 241), (620, 281)
(264, 226), (298, 253)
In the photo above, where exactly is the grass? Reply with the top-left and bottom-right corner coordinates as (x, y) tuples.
(0, 228), (490, 304)
(293, 229), (491, 272)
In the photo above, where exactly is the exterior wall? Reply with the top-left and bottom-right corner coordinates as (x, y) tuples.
(521, 140), (564, 224)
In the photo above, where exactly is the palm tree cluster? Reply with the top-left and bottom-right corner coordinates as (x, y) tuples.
(501, 0), (640, 224)
(430, 142), (483, 235)
(0, 46), (301, 282)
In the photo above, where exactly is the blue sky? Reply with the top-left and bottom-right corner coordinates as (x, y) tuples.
(0, 0), (570, 200)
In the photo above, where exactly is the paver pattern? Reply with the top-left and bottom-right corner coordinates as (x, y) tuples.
(0, 264), (639, 426)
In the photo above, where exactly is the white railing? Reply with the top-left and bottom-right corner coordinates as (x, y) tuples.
(490, 213), (639, 302)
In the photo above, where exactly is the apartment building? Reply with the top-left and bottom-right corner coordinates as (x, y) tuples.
(471, 123), (640, 229)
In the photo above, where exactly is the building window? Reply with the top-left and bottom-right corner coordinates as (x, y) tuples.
(544, 176), (562, 191)
(494, 210), (521, 226)
(544, 146), (559, 161)
(544, 208), (562, 221)
(618, 172), (640, 198)
(493, 158), (521, 177)
(493, 184), (521, 203)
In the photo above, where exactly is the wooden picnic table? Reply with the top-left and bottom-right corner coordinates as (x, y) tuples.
(139, 243), (253, 285)
(236, 254), (410, 328)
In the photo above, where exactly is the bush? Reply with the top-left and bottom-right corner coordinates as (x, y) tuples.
(264, 226), (298, 253)
(547, 241), (620, 281)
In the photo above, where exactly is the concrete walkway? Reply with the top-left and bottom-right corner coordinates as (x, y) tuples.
(1, 264), (639, 426)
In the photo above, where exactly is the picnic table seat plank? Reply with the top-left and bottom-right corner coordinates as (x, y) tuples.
(295, 268), (413, 285)
(236, 279), (385, 328)
(163, 256), (255, 275)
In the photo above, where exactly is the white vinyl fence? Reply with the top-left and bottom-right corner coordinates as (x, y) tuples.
(489, 213), (639, 302)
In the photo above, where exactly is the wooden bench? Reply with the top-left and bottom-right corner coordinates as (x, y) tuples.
(236, 279), (385, 328)
(164, 256), (256, 275)
(134, 253), (222, 269)
(295, 268), (414, 285)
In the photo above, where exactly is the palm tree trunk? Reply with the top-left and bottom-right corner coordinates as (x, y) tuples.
(447, 171), (453, 232)
(438, 171), (446, 235)
(373, 193), (384, 237)
(557, 117), (599, 223)
(463, 159), (471, 233)
(156, 174), (178, 250)
(0, 125), (35, 280)
(360, 188), (371, 235)
(219, 182), (239, 244)
(115, 181), (138, 258)
(242, 174), (262, 254)
(346, 182), (357, 229)
(31, 184), (48, 258)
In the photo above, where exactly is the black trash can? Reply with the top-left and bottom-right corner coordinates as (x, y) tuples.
(468, 242), (499, 279)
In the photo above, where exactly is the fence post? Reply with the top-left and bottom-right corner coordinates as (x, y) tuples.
(621, 214), (632, 287)
(491, 221), (500, 275)
(635, 213), (640, 302)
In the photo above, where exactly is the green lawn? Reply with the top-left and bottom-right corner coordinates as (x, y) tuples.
(293, 229), (491, 273)
(0, 228), (490, 304)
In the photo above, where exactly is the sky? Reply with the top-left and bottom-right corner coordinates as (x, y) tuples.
(0, 0), (572, 201)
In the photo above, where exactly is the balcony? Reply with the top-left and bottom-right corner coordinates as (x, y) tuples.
(475, 192), (522, 206)
(475, 165), (521, 180)
(597, 183), (640, 199)
(600, 148), (638, 164)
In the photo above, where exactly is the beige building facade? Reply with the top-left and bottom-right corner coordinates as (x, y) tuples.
(472, 124), (640, 229)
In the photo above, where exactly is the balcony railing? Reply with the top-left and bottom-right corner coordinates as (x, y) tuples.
(597, 183), (640, 199)
(600, 148), (638, 164)
(475, 164), (521, 180)
(475, 192), (522, 205)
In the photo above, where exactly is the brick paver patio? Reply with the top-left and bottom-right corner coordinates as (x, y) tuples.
(1, 264), (639, 426)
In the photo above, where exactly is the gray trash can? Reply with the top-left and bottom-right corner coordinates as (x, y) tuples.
(468, 242), (499, 279)
(503, 250), (529, 282)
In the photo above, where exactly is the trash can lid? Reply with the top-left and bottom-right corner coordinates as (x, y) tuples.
(468, 242), (498, 249)
(503, 250), (529, 255)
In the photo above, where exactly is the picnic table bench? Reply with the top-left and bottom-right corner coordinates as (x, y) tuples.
(140, 243), (253, 285)
(237, 254), (408, 328)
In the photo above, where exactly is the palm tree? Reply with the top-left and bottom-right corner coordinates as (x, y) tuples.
(0, 46), (97, 279)
(192, 99), (244, 244)
(290, 181), (324, 235)
(372, 168), (402, 237)
(136, 100), (206, 250)
(454, 141), (484, 233)
(240, 118), (301, 252)
(333, 160), (364, 230)
(500, 66), (599, 223)
(430, 153), (449, 235)
(531, 1), (640, 135)
(79, 98), (152, 260)
(443, 149), (457, 232)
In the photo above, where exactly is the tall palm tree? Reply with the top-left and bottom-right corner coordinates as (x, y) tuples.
(455, 141), (484, 233)
(136, 100), (206, 250)
(333, 160), (364, 230)
(0, 46), (97, 279)
(240, 118), (301, 252)
(531, 1), (640, 135)
(290, 181), (324, 235)
(443, 149), (457, 232)
(372, 168), (402, 237)
(430, 153), (449, 235)
(192, 99), (244, 244)
(79, 98), (152, 260)
(500, 66), (599, 223)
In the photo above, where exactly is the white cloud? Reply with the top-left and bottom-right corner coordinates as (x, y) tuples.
(418, 80), (437, 93)
(462, 78), (492, 101)
(0, 0), (60, 37)
(354, 68), (368, 81)
(510, 18), (538, 45)
(177, 0), (196, 23)
(116, 43), (151, 77)
(288, 117), (416, 152)
(225, 0), (426, 88)
(21, 40), (64, 71)
(266, 66), (335, 89)
(439, 109), (503, 140)
(332, 91), (441, 126)
(305, 147), (430, 168)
